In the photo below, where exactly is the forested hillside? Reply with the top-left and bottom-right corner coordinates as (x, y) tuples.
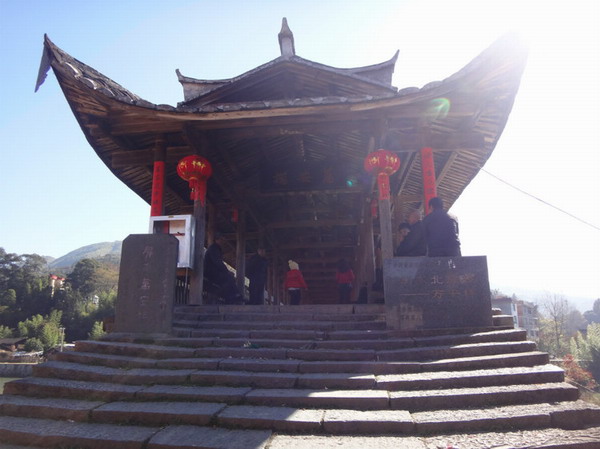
(0, 247), (118, 351)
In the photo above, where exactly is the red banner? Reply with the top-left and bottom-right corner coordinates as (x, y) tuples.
(150, 161), (165, 216)
(421, 147), (437, 214)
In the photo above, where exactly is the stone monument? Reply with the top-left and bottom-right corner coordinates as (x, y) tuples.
(383, 256), (492, 330)
(114, 234), (179, 334)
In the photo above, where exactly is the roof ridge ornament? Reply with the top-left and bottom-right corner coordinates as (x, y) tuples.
(278, 17), (295, 57)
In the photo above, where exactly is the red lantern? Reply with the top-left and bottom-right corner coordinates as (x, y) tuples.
(363, 149), (401, 200)
(177, 155), (212, 205)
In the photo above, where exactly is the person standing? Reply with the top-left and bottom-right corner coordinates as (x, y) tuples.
(246, 248), (268, 305)
(335, 258), (355, 304)
(395, 210), (427, 256)
(204, 233), (244, 304)
(284, 260), (307, 305)
(423, 197), (461, 257)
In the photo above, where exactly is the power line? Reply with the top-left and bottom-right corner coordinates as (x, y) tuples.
(479, 167), (600, 231)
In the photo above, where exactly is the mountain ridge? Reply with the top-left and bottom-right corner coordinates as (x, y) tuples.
(48, 241), (122, 269)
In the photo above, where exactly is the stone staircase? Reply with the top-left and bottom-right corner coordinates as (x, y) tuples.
(1, 304), (600, 449)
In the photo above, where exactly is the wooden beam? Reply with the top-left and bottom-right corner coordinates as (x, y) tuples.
(256, 186), (364, 197)
(112, 145), (190, 168)
(278, 241), (357, 250)
(268, 219), (358, 229)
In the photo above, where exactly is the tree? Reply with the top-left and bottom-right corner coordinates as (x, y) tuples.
(571, 323), (600, 384)
(537, 293), (574, 357)
(67, 259), (101, 298)
(17, 311), (63, 352)
(583, 299), (600, 325)
(0, 325), (13, 338)
(88, 321), (105, 340)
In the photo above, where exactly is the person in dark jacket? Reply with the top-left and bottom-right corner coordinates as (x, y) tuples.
(246, 248), (268, 305)
(204, 233), (244, 304)
(423, 197), (461, 257)
(395, 210), (427, 257)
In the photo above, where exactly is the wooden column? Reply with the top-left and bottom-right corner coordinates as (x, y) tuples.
(206, 203), (216, 245)
(188, 198), (207, 305)
(235, 210), (246, 294)
(379, 197), (394, 261)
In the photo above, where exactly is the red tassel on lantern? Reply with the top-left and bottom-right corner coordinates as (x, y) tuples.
(177, 155), (213, 205)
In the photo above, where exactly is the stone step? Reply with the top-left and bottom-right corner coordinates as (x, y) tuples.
(190, 329), (328, 340)
(389, 382), (579, 411)
(4, 376), (144, 402)
(5, 376), (251, 404)
(0, 415), (159, 449)
(0, 394), (104, 421)
(377, 340), (537, 361)
(174, 311), (386, 323)
(409, 328), (527, 346)
(0, 416), (272, 449)
(412, 400), (600, 433)
(191, 319), (388, 331)
(243, 382), (579, 411)
(33, 360), (197, 385)
(51, 349), (159, 369)
(422, 350), (550, 371)
(75, 340), (196, 359)
(91, 401), (227, 426)
(190, 370), (377, 390)
(245, 388), (390, 409)
(376, 364), (564, 390)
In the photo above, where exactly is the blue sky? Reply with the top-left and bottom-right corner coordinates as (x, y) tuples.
(0, 0), (598, 306)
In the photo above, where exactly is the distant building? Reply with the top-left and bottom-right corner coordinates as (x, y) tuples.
(491, 296), (539, 339)
(49, 274), (65, 297)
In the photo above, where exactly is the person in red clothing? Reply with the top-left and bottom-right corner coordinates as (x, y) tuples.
(284, 260), (307, 305)
(335, 258), (355, 304)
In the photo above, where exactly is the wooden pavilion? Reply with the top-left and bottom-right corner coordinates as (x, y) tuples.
(36, 19), (527, 304)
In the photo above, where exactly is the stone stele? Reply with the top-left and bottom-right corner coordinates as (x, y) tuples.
(114, 234), (179, 334)
(383, 256), (492, 330)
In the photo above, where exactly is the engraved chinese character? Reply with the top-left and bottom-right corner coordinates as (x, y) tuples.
(431, 275), (444, 285)
(140, 278), (151, 290)
(143, 246), (154, 261)
(432, 289), (444, 300)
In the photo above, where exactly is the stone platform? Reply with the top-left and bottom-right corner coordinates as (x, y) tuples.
(1, 304), (599, 448)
